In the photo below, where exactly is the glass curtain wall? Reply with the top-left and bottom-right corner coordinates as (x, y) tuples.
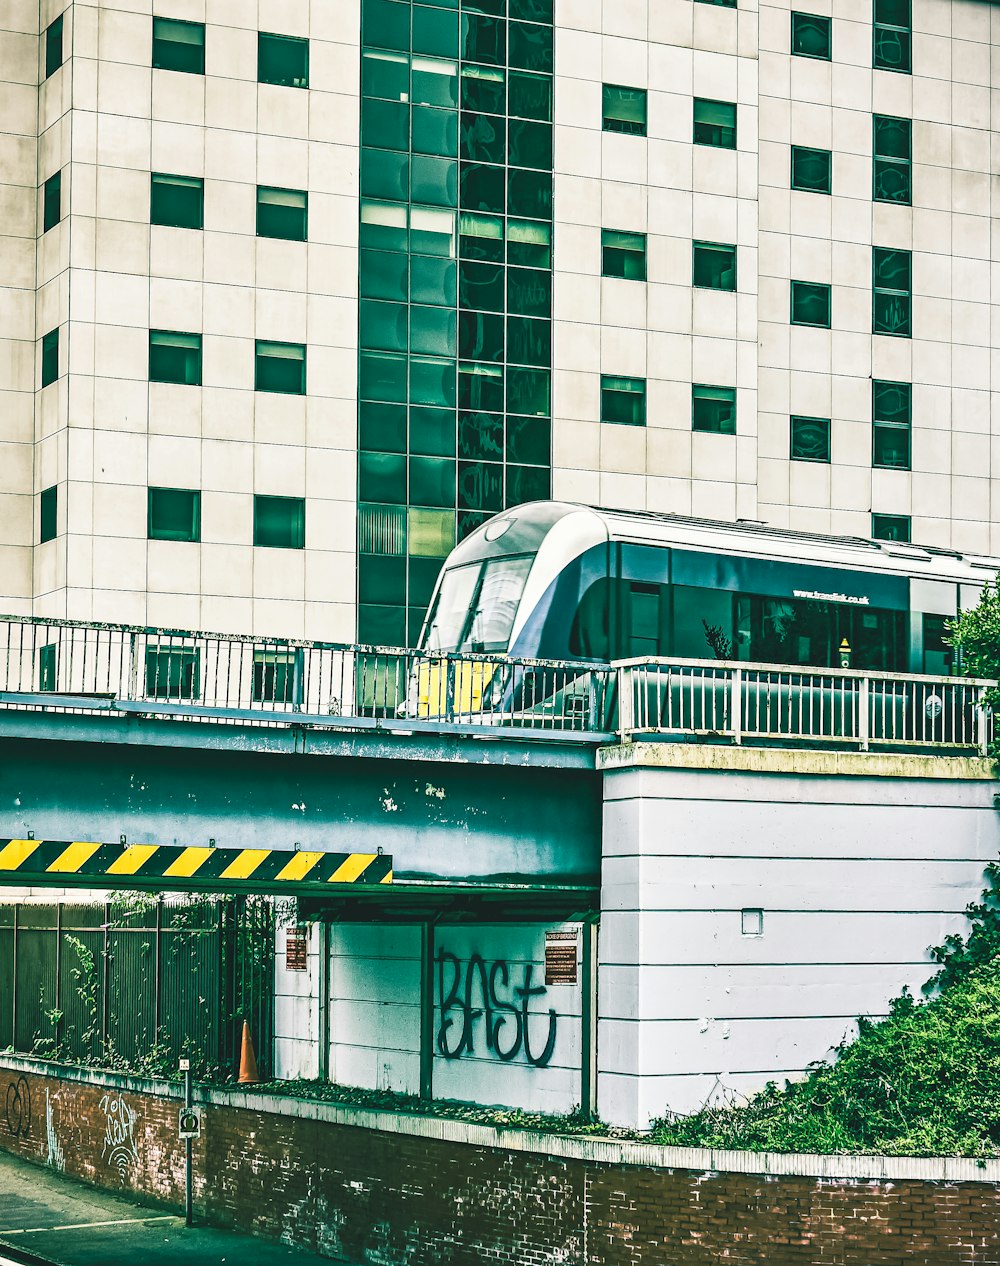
(358, 0), (555, 646)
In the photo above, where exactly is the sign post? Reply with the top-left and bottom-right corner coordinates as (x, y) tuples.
(178, 1059), (195, 1227)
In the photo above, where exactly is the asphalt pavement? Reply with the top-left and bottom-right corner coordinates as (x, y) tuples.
(0, 1151), (330, 1266)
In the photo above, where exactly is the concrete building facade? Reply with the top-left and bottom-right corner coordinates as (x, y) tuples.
(0, 0), (997, 641)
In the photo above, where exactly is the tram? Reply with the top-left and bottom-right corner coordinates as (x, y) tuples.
(414, 502), (998, 724)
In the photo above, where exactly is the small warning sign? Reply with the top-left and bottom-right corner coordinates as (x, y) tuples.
(178, 1106), (202, 1140)
(545, 931), (578, 985)
(286, 932), (308, 971)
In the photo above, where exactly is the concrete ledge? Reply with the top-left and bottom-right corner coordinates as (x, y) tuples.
(599, 741), (997, 781)
(4, 1054), (997, 1185)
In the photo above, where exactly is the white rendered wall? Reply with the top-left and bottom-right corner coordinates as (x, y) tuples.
(598, 748), (1000, 1129)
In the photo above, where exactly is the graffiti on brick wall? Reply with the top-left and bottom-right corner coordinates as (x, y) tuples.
(436, 950), (557, 1067)
(4, 1076), (30, 1138)
(100, 1093), (139, 1181)
(45, 1088), (65, 1171)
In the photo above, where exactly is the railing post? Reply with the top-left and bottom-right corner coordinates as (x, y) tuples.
(978, 688), (990, 758)
(128, 631), (139, 700)
(618, 665), (634, 740)
(858, 676), (870, 752)
(730, 668), (742, 745)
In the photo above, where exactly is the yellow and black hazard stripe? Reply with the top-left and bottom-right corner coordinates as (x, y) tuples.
(0, 839), (392, 892)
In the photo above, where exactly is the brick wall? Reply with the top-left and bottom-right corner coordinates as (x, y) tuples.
(2, 1058), (999, 1265)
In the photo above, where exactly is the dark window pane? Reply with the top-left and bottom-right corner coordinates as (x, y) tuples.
(152, 17), (205, 74)
(458, 461), (503, 511)
(254, 495), (305, 549)
(363, 97), (410, 151)
(459, 259), (505, 311)
(873, 379), (911, 425)
(507, 267), (550, 317)
(873, 115), (911, 204)
(507, 219), (550, 267)
(151, 172), (204, 229)
(361, 350), (408, 402)
(790, 145), (831, 194)
(459, 411), (504, 460)
(510, 0), (553, 17)
(602, 229), (647, 280)
(410, 304), (457, 356)
(507, 167), (552, 219)
(410, 456), (457, 507)
(508, 71), (552, 121)
(361, 148), (409, 201)
(359, 402), (407, 453)
(790, 415), (830, 462)
(459, 309), (504, 361)
(362, 50), (409, 99)
(693, 241), (737, 291)
(603, 84), (647, 136)
(873, 247), (911, 336)
(360, 299), (408, 352)
(43, 170), (62, 233)
(40, 485), (57, 544)
(149, 330), (201, 385)
(510, 21), (553, 72)
(461, 65), (505, 114)
(255, 340), (306, 394)
(411, 355), (457, 407)
(874, 0), (911, 73)
(462, 13), (505, 63)
(458, 511), (489, 540)
(359, 604), (406, 646)
(360, 452), (407, 503)
(601, 375), (646, 426)
(508, 118), (552, 169)
(45, 15), (63, 79)
(360, 199), (408, 252)
(459, 361), (503, 411)
(413, 57), (459, 108)
(873, 379), (912, 470)
(410, 406), (456, 456)
(507, 365), (550, 416)
(412, 106), (458, 157)
(258, 32), (309, 87)
(507, 464), (550, 503)
(409, 556), (444, 605)
(692, 384), (736, 434)
(410, 254), (457, 306)
(360, 249), (408, 301)
(460, 211), (504, 261)
(148, 487), (201, 542)
(791, 11), (831, 59)
(412, 155), (459, 207)
(461, 111), (506, 164)
(873, 422), (910, 468)
(506, 414), (550, 464)
(693, 97), (736, 148)
(461, 161), (505, 212)
(359, 554), (406, 605)
(256, 184), (307, 240)
(506, 315), (550, 366)
(413, 5), (459, 57)
(39, 643), (57, 690)
(41, 328), (59, 387)
(790, 280), (831, 327)
(872, 513), (910, 542)
(361, 0), (411, 51)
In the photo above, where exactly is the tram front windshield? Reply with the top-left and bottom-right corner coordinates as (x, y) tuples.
(423, 555), (533, 654)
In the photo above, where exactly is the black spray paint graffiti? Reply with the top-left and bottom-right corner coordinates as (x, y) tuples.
(5, 1076), (30, 1138)
(436, 950), (558, 1068)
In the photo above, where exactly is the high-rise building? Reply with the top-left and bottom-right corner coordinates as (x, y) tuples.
(0, 0), (997, 642)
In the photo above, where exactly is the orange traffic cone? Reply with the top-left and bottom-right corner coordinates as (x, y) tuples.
(238, 1020), (259, 1085)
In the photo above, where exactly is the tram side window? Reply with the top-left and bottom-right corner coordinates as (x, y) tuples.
(570, 579), (611, 659)
(922, 614), (953, 676)
(672, 586), (734, 660)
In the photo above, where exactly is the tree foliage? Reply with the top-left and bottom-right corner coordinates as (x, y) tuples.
(949, 578), (1000, 709)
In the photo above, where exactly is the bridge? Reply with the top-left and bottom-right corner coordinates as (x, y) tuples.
(0, 613), (995, 1128)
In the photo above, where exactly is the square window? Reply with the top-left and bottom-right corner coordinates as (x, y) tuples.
(602, 84), (647, 136)
(873, 115), (911, 204)
(254, 495), (305, 549)
(151, 172), (204, 229)
(41, 328), (59, 387)
(873, 379), (911, 469)
(149, 330), (202, 385)
(874, 0), (911, 72)
(258, 31), (309, 88)
(39, 643), (57, 692)
(873, 247), (911, 337)
(693, 241), (737, 291)
(790, 145), (831, 194)
(255, 340), (306, 394)
(872, 513), (910, 542)
(152, 17), (205, 75)
(790, 415), (831, 462)
(507, 219), (550, 268)
(45, 15), (63, 79)
(692, 384), (736, 434)
(43, 171), (62, 233)
(40, 485), (57, 543)
(790, 280), (831, 327)
(791, 11), (831, 59)
(602, 229), (646, 281)
(253, 648), (302, 704)
(693, 98), (736, 149)
(145, 646), (201, 700)
(148, 487), (201, 542)
(601, 375), (645, 426)
(256, 186), (308, 241)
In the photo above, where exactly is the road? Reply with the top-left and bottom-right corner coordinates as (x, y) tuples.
(0, 1151), (329, 1266)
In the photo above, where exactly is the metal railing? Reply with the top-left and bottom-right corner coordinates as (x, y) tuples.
(617, 657), (993, 753)
(0, 615), (993, 753)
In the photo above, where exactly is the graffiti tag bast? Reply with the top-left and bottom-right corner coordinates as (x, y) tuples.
(100, 1093), (139, 1181)
(4, 1076), (30, 1138)
(436, 950), (558, 1068)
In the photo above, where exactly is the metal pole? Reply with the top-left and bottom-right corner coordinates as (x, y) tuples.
(184, 1065), (193, 1228)
(419, 920), (435, 1102)
(154, 898), (163, 1043)
(580, 919), (599, 1123)
(11, 904), (18, 1051)
(318, 920), (330, 1082)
